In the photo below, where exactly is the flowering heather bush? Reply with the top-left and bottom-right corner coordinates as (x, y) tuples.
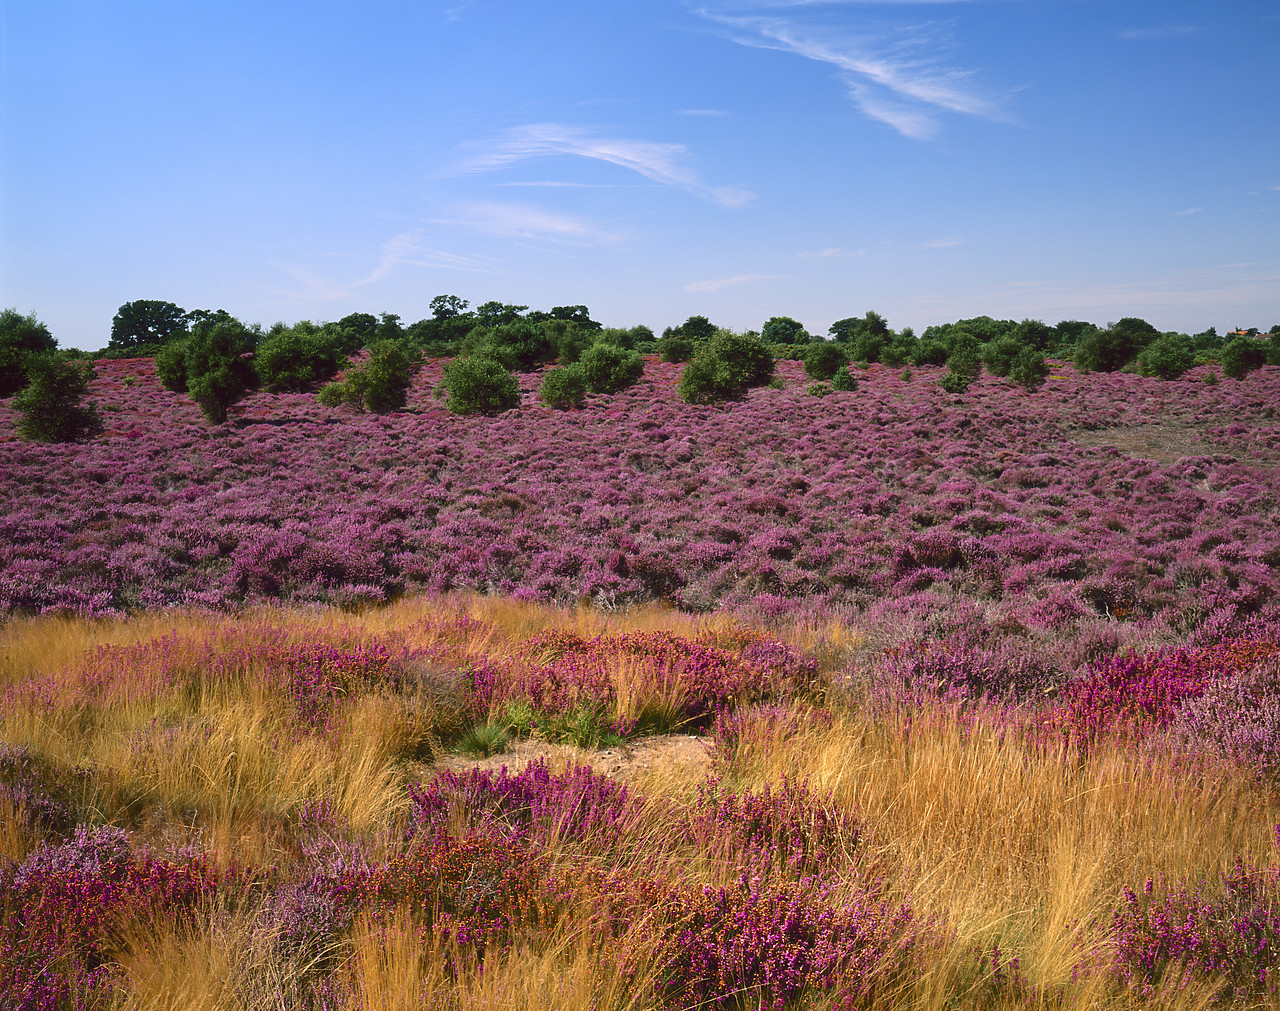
(407, 759), (637, 851)
(0, 745), (78, 837)
(688, 777), (860, 882)
(638, 874), (921, 1010)
(468, 628), (821, 735)
(1046, 639), (1280, 749)
(1111, 859), (1280, 1002)
(1169, 655), (1280, 776)
(0, 357), (1277, 644)
(3, 825), (218, 1008)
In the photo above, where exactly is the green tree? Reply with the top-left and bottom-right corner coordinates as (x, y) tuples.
(316, 340), (420, 412)
(1221, 338), (1266, 380)
(677, 315), (717, 343)
(467, 320), (554, 372)
(677, 329), (773, 404)
(184, 316), (258, 423)
(539, 364), (588, 409)
(475, 301), (529, 327)
(441, 355), (521, 415)
(579, 343), (643, 393)
(761, 316), (811, 346)
(255, 322), (346, 392)
(1074, 319), (1157, 374)
(109, 300), (188, 351)
(1009, 347), (1049, 391)
(981, 336), (1024, 378)
(13, 355), (102, 442)
(0, 308), (58, 396)
(1135, 334), (1194, 379)
(801, 341), (850, 381)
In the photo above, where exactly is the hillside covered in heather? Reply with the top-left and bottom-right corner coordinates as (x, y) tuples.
(2, 354), (1278, 647)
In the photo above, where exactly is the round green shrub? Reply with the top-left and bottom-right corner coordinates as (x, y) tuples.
(801, 341), (850, 381)
(1220, 338), (1266, 381)
(677, 354), (738, 405)
(708, 329), (774, 390)
(806, 381), (832, 397)
(830, 367), (858, 392)
(1009, 347), (1049, 391)
(659, 336), (694, 363)
(254, 325), (343, 392)
(442, 355), (521, 415)
(13, 355), (102, 442)
(911, 340), (948, 366)
(539, 364), (588, 409)
(154, 339), (189, 393)
(579, 343), (643, 394)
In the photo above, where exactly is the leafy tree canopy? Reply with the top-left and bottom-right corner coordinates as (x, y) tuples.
(0, 308), (58, 396)
(14, 354), (102, 442)
(761, 316), (811, 346)
(109, 300), (188, 350)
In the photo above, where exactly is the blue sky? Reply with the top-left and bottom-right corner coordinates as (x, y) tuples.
(2, 0), (1277, 349)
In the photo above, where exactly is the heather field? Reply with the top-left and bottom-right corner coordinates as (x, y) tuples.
(5, 357), (1280, 1008)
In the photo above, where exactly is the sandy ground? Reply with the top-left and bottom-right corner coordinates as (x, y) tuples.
(431, 733), (714, 785)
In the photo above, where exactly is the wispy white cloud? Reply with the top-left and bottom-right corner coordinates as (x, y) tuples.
(684, 273), (782, 292)
(436, 201), (624, 245)
(1115, 25), (1201, 40)
(1173, 207), (1203, 216)
(798, 246), (864, 259)
(678, 108), (731, 116)
(462, 123), (755, 207)
(921, 237), (962, 247)
(272, 230), (493, 301)
(695, 6), (1006, 139)
(495, 180), (620, 188)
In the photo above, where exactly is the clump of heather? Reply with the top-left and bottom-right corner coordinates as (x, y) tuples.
(0, 745), (78, 837)
(3, 824), (218, 1008)
(407, 759), (637, 851)
(688, 777), (860, 882)
(1111, 859), (1280, 1002)
(1169, 656), (1280, 777)
(1048, 639), (1280, 749)
(634, 873), (922, 1010)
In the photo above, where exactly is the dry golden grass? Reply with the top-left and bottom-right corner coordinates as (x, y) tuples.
(5, 596), (1278, 1009)
(721, 700), (1280, 1001)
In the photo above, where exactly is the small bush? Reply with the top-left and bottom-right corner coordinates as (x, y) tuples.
(579, 343), (643, 394)
(1136, 334), (1194, 380)
(154, 338), (189, 393)
(13, 356), (102, 443)
(442, 355), (521, 415)
(806, 382), (832, 397)
(470, 321), (555, 372)
(678, 353), (739, 405)
(0, 308), (57, 397)
(254, 324), (344, 392)
(711, 329), (775, 390)
(317, 340), (420, 412)
(801, 341), (850, 381)
(1009, 346), (1049, 391)
(938, 371), (973, 395)
(1221, 337), (1266, 380)
(539, 364), (588, 409)
(660, 336), (694, 363)
(911, 340), (948, 366)
(981, 336), (1024, 377)
(830, 367), (858, 392)
(183, 316), (258, 423)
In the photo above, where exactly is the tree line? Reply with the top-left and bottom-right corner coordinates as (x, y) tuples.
(2, 299), (1278, 442)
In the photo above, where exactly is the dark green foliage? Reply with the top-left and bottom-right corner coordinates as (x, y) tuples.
(475, 301), (529, 327)
(155, 339), (189, 393)
(0, 308), (57, 396)
(879, 327), (915, 367)
(1009, 347), (1049, 391)
(1013, 319), (1055, 351)
(468, 321), (554, 372)
(830, 367), (858, 392)
(579, 343), (643, 393)
(544, 320), (596, 365)
(442, 355), (521, 415)
(801, 341), (850, 381)
(592, 327), (635, 350)
(911, 340), (948, 367)
(539, 364), (588, 409)
(981, 336), (1024, 378)
(185, 316), (258, 424)
(938, 371), (973, 395)
(677, 330), (774, 404)
(254, 322), (344, 392)
(762, 316), (811, 346)
(317, 340), (421, 412)
(806, 381), (832, 397)
(676, 315), (717, 343)
(677, 353), (737, 405)
(13, 355), (102, 442)
(1136, 334), (1194, 380)
(1075, 317), (1159, 373)
(543, 305), (601, 330)
(108, 300), (188, 351)
(1221, 338), (1267, 380)
(660, 336), (694, 363)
